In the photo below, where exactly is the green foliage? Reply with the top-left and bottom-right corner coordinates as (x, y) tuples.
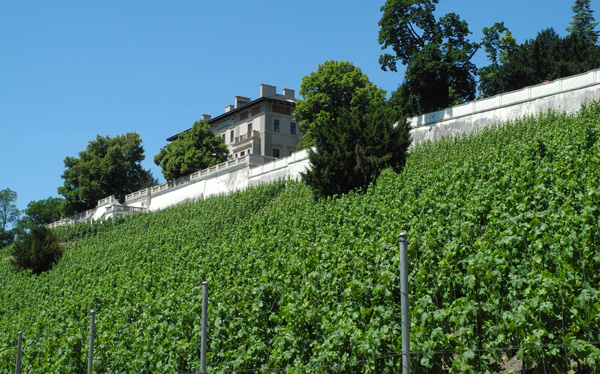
(58, 133), (157, 216)
(22, 197), (64, 226)
(567, 0), (599, 44)
(295, 60), (387, 149)
(0, 102), (599, 372)
(11, 225), (63, 274)
(0, 188), (20, 248)
(479, 1), (600, 98)
(480, 27), (600, 98)
(378, 0), (478, 115)
(295, 60), (410, 198)
(154, 119), (229, 180)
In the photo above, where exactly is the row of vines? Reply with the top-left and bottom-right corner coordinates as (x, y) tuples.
(0, 101), (599, 372)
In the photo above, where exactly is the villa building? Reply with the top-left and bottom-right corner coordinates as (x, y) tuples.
(167, 84), (302, 160)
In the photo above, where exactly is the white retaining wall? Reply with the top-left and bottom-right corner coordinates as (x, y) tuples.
(409, 69), (600, 144)
(125, 149), (310, 213)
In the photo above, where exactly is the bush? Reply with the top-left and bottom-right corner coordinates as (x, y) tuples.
(11, 225), (63, 274)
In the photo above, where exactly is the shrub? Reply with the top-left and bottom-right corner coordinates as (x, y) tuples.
(11, 225), (63, 274)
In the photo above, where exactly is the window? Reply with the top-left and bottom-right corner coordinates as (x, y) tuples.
(241, 151), (245, 156)
(272, 148), (280, 158)
(248, 123), (252, 135)
(274, 119), (279, 132)
(230, 130), (234, 143)
(290, 122), (296, 135)
(222, 134), (226, 143)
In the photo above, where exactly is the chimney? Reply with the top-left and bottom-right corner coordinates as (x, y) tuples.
(225, 104), (235, 113)
(282, 88), (295, 99)
(201, 114), (211, 121)
(260, 84), (276, 98)
(235, 96), (251, 108)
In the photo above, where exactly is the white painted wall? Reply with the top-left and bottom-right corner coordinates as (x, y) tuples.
(409, 69), (600, 145)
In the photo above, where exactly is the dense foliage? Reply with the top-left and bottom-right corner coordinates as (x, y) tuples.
(378, 0), (478, 115)
(478, 1), (600, 98)
(295, 60), (387, 150)
(295, 60), (410, 198)
(0, 102), (599, 372)
(11, 226), (63, 274)
(154, 120), (229, 181)
(0, 188), (19, 248)
(58, 133), (156, 215)
(478, 28), (600, 98)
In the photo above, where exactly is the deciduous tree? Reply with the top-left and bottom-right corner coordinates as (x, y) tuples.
(295, 60), (387, 149)
(58, 133), (156, 215)
(154, 120), (229, 181)
(22, 197), (64, 225)
(296, 61), (411, 199)
(0, 188), (19, 248)
(378, 0), (478, 115)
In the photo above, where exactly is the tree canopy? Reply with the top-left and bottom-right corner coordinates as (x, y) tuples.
(0, 188), (19, 248)
(478, 27), (600, 97)
(295, 61), (387, 149)
(567, 0), (599, 44)
(23, 197), (64, 225)
(296, 61), (411, 199)
(378, 0), (478, 116)
(11, 225), (63, 274)
(58, 133), (156, 215)
(154, 120), (229, 181)
(478, 1), (600, 97)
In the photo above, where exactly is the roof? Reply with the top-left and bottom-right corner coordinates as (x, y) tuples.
(166, 94), (296, 142)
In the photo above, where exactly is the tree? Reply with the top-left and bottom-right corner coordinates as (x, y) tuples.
(295, 61), (387, 149)
(0, 188), (20, 248)
(567, 0), (599, 44)
(154, 120), (229, 181)
(58, 133), (157, 215)
(23, 197), (64, 225)
(477, 22), (518, 97)
(11, 225), (63, 274)
(478, 27), (600, 97)
(378, 0), (479, 115)
(479, 1), (600, 97)
(296, 61), (411, 199)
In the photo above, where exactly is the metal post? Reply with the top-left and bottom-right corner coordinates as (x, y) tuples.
(15, 331), (22, 374)
(88, 310), (95, 374)
(399, 232), (411, 374)
(201, 281), (208, 374)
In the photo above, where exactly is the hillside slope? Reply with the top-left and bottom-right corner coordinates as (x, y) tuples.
(1, 101), (600, 373)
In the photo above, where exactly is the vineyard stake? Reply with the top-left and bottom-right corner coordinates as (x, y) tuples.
(399, 232), (411, 374)
(201, 281), (208, 374)
(88, 310), (95, 374)
(15, 331), (22, 374)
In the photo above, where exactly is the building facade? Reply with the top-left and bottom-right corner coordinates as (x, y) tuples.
(168, 84), (302, 161)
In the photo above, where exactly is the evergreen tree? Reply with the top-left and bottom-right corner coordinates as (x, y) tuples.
(296, 61), (411, 199)
(11, 225), (63, 274)
(567, 0), (599, 44)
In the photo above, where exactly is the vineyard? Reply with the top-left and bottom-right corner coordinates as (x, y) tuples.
(1, 101), (600, 373)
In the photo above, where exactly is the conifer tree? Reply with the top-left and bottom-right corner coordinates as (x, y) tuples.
(567, 0), (599, 44)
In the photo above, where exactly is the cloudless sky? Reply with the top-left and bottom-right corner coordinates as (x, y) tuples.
(1, 0), (598, 214)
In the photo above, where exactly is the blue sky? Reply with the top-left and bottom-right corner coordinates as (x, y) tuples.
(1, 0), (598, 214)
